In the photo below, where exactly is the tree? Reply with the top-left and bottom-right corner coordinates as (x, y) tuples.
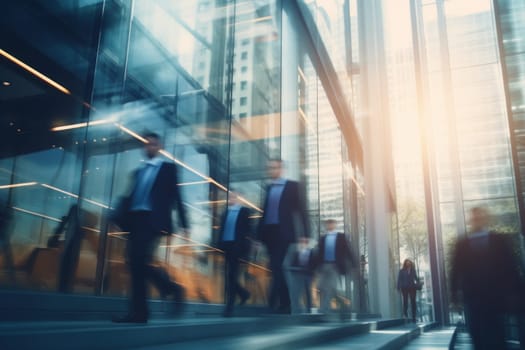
(396, 198), (428, 273)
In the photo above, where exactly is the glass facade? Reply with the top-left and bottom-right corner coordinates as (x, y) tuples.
(1, 0), (521, 325)
(383, 0), (522, 323)
(0, 0), (365, 309)
(494, 0), (525, 228)
(382, 0), (433, 322)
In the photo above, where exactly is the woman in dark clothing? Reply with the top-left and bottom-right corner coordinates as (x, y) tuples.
(397, 259), (418, 322)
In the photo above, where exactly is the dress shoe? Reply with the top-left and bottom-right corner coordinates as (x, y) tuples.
(222, 308), (234, 318)
(162, 283), (184, 301)
(172, 283), (185, 303)
(112, 314), (148, 324)
(163, 283), (185, 316)
(268, 305), (291, 315)
(276, 305), (291, 314)
(239, 292), (250, 306)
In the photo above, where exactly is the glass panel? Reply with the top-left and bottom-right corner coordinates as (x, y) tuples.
(445, 0), (498, 69)
(317, 81), (344, 223)
(83, 0), (283, 304)
(497, 0), (525, 222)
(302, 0), (348, 78)
(463, 198), (519, 233)
(301, 56), (320, 238)
(0, 2), (101, 290)
(356, 169), (368, 311)
(439, 201), (458, 323)
(0, 0), (364, 315)
(453, 64), (515, 200)
(499, 0), (525, 56)
(349, 0), (360, 64)
(226, 0), (282, 306)
(1, 1), (101, 84)
(86, 0), (237, 302)
(421, 3), (441, 73)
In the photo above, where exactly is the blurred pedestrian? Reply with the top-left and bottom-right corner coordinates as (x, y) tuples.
(450, 207), (522, 349)
(257, 159), (309, 314)
(112, 132), (190, 323)
(317, 219), (355, 314)
(284, 237), (316, 314)
(397, 258), (418, 322)
(218, 190), (251, 317)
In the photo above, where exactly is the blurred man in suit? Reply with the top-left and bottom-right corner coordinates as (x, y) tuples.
(317, 219), (355, 314)
(257, 158), (309, 314)
(450, 207), (522, 349)
(112, 132), (189, 323)
(218, 190), (251, 317)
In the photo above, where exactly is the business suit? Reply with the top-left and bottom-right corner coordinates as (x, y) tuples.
(258, 179), (309, 312)
(120, 159), (188, 321)
(317, 232), (354, 313)
(218, 205), (251, 316)
(451, 231), (522, 350)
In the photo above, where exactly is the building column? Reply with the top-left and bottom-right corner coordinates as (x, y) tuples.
(358, 0), (396, 319)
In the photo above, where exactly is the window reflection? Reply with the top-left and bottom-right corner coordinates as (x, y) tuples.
(0, 0), (363, 313)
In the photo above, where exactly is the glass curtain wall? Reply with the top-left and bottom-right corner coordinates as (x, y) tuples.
(0, 0), (363, 310)
(347, 0), (369, 312)
(418, 0), (519, 236)
(494, 0), (525, 228)
(0, 0), (282, 302)
(0, 0), (103, 291)
(411, 0), (519, 322)
(301, 0), (364, 311)
(282, 0), (360, 311)
(382, 0), (435, 322)
(380, 0), (520, 322)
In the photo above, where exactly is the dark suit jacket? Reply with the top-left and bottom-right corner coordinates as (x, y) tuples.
(397, 268), (418, 290)
(317, 232), (355, 275)
(218, 206), (251, 258)
(450, 231), (522, 310)
(117, 161), (188, 234)
(258, 180), (309, 245)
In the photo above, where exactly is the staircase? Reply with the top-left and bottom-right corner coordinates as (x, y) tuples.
(0, 289), (457, 350)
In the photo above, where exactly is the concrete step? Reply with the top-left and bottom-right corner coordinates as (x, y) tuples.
(298, 322), (440, 350)
(0, 314), (329, 350)
(0, 289), (376, 322)
(0, 289), (408, 350)
(127, 318), (407, 350)
(449, 327), (521, 349)
(0, 288), (267, 321)
(400, 327), (456, 350)
(305, 325), (422, 350)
